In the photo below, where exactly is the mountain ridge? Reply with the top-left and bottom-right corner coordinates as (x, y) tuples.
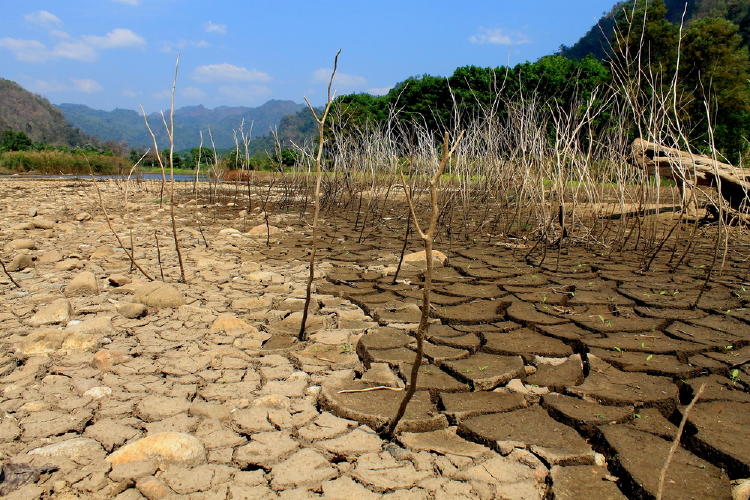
(58, 99), (306, 151)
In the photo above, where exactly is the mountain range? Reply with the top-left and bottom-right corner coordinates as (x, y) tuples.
(58, 100), (305, 152)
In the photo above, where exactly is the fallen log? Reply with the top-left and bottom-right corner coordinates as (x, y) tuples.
(631, 138), (750, 211)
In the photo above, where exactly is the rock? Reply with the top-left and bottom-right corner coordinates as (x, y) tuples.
(38, 250), (63, 263)
(270, 449), (337, 489)
(733, 479), (750, 500)
(65, 271), (99, 296)
(398, 428), (491, 458)
(6, 253), (33, 272)
(134, 282), (186, 308)
(20, 328), (67, 355)
(118, 303), (147, 319)
(109, 274), (132, 287)
(4, 238), (35, 252)
(32, 218), (55, 229)
(67, 315), (114, 335)
(83, 386), (112, 399)
(135, 476), (173, 499)
(92, 349), (128, 371)
(403, 250), (448, 267)
(107, 432), (206, 466)
(247, 224), (280, 237)
(27, 438), (105, 461)
(61, 332), (102, 352)
(27, 299), (72, 326)
(91, 246), (115, 259)
(210, 314), (269, 347)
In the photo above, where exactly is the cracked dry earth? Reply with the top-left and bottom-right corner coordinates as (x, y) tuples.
(0, 179), (748, 500)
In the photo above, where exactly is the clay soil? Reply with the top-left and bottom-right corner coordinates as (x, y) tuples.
(0, 178), (748, 499)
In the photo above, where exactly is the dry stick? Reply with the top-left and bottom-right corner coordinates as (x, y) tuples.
(166, 56), (187, 283)
(392, 216), (412, 285)
(656, 383), (706, 500)
(0, 257), (21, 288)
(90, 171), (154, 281)
(155, 230), (165, 281)
(386, 131), (463, 438)
(129, 230), (135, 273)
(197, 220), (209, 249)
(298, 50), (340, 342)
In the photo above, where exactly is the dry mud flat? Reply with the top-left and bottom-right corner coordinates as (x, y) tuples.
(0, 179), (747, 499)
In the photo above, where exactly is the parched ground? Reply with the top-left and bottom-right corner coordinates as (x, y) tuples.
(0, 178), (748, 500)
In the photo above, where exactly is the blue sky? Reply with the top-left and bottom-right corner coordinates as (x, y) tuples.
(0, 1), (616, 111)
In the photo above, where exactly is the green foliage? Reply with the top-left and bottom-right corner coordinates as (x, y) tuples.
(0, 129), (33, 152)
(0, 149), (128, 175)
(330, 56), (611, 138)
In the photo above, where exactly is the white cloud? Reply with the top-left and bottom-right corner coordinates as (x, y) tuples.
(83, 28), (145, 49)
(72, 79), (103, 93)
(50, 30), (71, 39)
(161, 39), (209, 53)
(368, 86), (392, 96)
(112, 0), (140, 5)
(24, 10), (63, 27)
(468, 27), (530, 46)
(192, 63), (271, 83)
(0, 38), (48, 62)
(53, 40), (98, 61)
(313, 68), (367, 88)
(217, 84), (272, 103)
(26, 78), (102, 94)
(0, 28), (146, 63)
(181, 86), (207, 99)
(26, 79), (68, 93)
(204, 21), (227, 35)
(122, 89), (140, 98)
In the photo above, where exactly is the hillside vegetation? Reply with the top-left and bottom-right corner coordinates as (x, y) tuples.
(560, 0), (750, 60)
(0, 79), (89, 147)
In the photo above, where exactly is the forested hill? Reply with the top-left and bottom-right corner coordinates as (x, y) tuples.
(0, 78), (89, 147)
(58, 100), (305, 151)
(560, 0), (750, 60)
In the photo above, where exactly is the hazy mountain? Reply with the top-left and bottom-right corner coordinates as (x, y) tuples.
(58, 99), (305, 151)
(0, 78), (90, 147)
(560, 0), (750, 60)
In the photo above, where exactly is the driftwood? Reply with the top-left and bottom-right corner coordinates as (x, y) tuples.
(631, 138), (750, 212)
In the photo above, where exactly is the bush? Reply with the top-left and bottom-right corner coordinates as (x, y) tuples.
(0, 150), (128, 175)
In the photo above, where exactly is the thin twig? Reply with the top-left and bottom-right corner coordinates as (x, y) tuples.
(0, 257), (21, 288)
(337, 386), (403, 394)
(656, 383), (706, 500)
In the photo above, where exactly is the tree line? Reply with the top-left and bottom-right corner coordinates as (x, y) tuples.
(332, 0), (750, 164)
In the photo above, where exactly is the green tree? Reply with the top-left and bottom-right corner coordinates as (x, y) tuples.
(680, 17), (750, 160)
(0, 129), (33, 151)
(613, 0), (678, 76)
